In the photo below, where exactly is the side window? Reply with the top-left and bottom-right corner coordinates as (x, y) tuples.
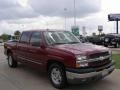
(30, 32), (41, 47)
(20, 32), (30, 44)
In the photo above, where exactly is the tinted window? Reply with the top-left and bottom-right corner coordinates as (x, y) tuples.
(30, 32), (41, 47)
(20, 32), (30, 43)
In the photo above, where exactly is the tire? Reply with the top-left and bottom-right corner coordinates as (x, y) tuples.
(114, 43), (119, 48)
(48, 63), (67, 89)
(104, 44), (108, 47)
(7, 53), (18, 68)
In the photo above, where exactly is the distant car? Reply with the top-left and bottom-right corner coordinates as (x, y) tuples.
(0, 39), (3, 43)
(7, 39), (18, 42)
(103, 34), (120, 48)
(77, 35), (89, 43)
(87, 36), (104, 45)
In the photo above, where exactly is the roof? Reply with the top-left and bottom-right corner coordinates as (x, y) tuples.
(106, 33), (120, 37)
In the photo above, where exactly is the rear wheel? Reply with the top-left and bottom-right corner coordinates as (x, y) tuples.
(104, 44), (108, 47)
(114, 43), (119, 48)
(8, 53), (18, 68)
(48, 63), (67, 89)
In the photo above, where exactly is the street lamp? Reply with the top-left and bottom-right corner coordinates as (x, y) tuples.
(64, 8), (67, 30)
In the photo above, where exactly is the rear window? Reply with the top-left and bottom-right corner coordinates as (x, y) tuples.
(20, 32), (30, 44)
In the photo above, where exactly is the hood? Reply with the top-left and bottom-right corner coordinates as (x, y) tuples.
(54, 43), (109, 55)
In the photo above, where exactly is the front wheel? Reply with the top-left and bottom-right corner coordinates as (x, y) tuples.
(7, 53), (18, 68)
(48, 63), (67, 89)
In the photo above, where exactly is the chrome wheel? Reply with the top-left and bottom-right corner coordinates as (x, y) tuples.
(115, 43), (119, 48)
(117, 43), (119, 48)
(51, 68), (62, 85)
(8, 55), (13, 66)
(48, 64), (67, 89)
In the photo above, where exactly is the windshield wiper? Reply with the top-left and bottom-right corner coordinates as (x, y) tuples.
(52, 42), (67, 45)
(67, 42), (80, 44)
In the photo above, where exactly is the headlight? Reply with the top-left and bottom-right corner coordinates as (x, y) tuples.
(76, 55), (87, 61)
(76, 55), (88, 68)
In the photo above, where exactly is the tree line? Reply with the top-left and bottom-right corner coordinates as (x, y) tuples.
(0, 30), (21, 42)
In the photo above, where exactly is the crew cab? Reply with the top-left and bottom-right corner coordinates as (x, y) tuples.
(4, 30), (115, 89)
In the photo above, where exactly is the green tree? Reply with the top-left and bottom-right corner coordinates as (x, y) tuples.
(101, 33), (105, 36)
(1, 34), (11, 41)
(14, 30), (21, 36)
(92, 32), (96, 36)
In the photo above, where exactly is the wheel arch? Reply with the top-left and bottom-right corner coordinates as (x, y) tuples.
(47, 59), (65, 71)
(7, 49), (13, 55)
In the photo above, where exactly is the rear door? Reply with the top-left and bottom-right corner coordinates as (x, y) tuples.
(16, 32), (31, 62)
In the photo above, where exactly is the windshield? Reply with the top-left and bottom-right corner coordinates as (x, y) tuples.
(44, 31), (80, 45)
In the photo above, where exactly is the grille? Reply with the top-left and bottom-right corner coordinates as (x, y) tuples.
(89, 52), (109, 59)
(88, 52), (110, 68)
(89, 58), (111, 68)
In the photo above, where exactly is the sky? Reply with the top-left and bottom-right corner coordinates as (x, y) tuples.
(0, 0), (120, 35)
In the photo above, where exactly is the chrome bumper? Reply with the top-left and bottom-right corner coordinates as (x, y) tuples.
(66, 65), (115, 80)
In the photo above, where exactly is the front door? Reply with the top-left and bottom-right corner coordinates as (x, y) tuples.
(27, 32), (46, 69)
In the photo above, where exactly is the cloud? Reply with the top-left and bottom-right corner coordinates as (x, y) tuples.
(0, 0), (102, 35)
(0, 0), (101, 21)
(0, 0), (19, 9)
(0, 21), (15, 35)
(0, 0), (38, 20)
(29, 0), (101, 17)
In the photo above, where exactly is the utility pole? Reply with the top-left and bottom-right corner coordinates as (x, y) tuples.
(72, 0), (79, 36)
(74, 0), (76, 26)
(82, 26), (87, 36)
(116, 19), (119, 34)
(64, 8), (67, 30)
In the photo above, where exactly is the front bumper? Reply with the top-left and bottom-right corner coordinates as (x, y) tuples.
(66, 61), (115, 82)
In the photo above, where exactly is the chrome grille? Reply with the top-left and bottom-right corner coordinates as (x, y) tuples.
(88, 52), (111, 68)
(89, 58), (111, 68)
(89, 52), (109, 59)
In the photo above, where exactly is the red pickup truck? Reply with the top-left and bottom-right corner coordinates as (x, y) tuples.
(4, 30), (115, 89)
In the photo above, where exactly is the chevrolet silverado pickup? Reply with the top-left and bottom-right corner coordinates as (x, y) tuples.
(4, 30), (115, 89)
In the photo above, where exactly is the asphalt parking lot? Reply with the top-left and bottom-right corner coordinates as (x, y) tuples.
(0, 46), (120, 90)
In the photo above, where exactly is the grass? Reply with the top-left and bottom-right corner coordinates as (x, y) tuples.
(112, 54), (120, 69)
